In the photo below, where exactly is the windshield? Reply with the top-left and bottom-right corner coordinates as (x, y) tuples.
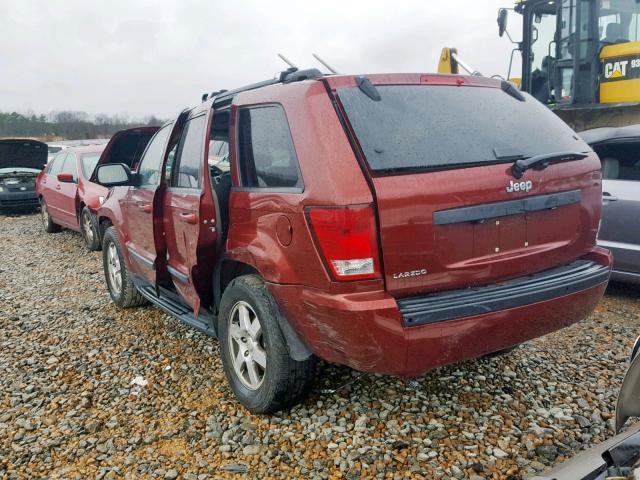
(599, 0), (640, 43)
(337, 85), (590, 173)
(80, 153), (100, 177)
(48, 146), (63, 154)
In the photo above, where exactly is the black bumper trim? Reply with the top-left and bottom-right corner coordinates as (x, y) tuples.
(398, 260), (610, 327)
(433, 190), (581, 225)
(0, 191), (39, 209)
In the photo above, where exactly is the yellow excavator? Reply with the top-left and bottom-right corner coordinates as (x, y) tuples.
(438, 0), (640, 132)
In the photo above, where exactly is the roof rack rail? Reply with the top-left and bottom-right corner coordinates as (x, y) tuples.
(212, 67), (324, 106)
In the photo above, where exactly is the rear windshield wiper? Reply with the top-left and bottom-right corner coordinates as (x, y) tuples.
(511, 151), (588, 179)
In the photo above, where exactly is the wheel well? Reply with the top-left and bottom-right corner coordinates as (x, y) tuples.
(98, 217), (113, 237)
(213, 259), (313, 361)
(214, 260), (258, 310)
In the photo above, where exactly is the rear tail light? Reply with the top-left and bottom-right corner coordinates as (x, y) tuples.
(306, 205), (381, 281)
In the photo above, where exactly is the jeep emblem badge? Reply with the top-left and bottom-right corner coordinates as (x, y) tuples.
(506, 180), (533, 193)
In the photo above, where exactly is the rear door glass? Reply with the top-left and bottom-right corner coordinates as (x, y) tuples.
(237, 105), (302, 189)
(337, 85), (590, 174)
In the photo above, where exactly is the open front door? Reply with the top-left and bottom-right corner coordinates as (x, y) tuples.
(123, 123), (174, 286)
(163, 108), (217, 313)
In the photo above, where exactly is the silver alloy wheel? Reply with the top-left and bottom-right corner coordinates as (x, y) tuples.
(41, 202), (49, 229)
(83, 211), (94, 244)
(106, 242), (123, 295)
(228, 301), (266, 390)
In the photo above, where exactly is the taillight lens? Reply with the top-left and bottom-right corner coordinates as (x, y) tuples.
(307, 206), (381, 281)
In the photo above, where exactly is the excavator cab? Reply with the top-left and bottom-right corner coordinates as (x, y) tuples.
(501, 0), (640, 130)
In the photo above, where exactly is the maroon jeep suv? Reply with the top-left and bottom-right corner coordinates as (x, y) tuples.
(95, 69), (611, 412)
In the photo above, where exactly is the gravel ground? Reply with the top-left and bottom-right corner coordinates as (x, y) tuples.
(1, 212), (639, 480)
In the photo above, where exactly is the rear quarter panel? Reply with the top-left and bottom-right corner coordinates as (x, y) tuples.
(226, 81), (374, 289)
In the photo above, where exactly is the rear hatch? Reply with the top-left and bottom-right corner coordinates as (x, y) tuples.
(0, 139), (47, 170)
(90, 126), (159, 180)
(333, 75), (602, 298)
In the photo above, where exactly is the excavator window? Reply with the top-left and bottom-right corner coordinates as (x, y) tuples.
(599, 3), (640, 44)
(529, 3), (557, 104)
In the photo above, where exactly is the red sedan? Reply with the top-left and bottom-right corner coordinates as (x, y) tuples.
(36, 127), (158, 250)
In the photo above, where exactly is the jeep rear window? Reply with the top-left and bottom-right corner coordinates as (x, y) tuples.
(337, 85), (590, 174)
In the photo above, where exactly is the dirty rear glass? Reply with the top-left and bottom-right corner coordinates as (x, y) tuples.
(337, 85), (590, 174)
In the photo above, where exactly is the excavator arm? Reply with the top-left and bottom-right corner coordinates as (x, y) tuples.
(437, 47), (482, 76)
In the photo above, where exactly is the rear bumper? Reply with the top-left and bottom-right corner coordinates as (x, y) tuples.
(270, 249), (612, 377)
(0, 191), (38, 210)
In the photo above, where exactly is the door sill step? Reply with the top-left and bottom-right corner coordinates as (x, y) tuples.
(137, 285), (217, 337)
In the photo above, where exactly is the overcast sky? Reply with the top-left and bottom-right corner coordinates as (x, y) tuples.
(0, 0), (523, 119)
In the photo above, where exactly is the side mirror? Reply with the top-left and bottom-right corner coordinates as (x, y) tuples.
(95, 163), (133, 187)
(498, 9), (509, 38)
(57, 173), (75, 183)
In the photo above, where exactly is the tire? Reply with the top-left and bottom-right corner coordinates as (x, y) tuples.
(102, 226), (147, 308)
(80, 207), (101, 251)
(218, 274), (317, 413)
(40, 198), (61, 233)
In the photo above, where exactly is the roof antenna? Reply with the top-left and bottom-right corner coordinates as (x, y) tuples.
(312, 53), (338, 74)
(277, 53), (298, 70)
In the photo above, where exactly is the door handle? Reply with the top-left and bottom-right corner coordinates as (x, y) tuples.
(179, 212), (198, 224)
(55, 185), (61, 190)
(138, 203), (152, 213)
(602, 192), (618, 202)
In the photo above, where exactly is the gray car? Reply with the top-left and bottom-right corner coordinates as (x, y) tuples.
(581, 125), (640, 284)
(0, 139), (47, 212)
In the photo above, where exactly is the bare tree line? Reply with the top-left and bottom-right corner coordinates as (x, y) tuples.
(0, 110), (164, 140)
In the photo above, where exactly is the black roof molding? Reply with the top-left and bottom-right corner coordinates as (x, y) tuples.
(212, 68), (324, 107)
(282, 68), (323, 83)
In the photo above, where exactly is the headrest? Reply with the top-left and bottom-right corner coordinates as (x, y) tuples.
(601, 157), (620, 179)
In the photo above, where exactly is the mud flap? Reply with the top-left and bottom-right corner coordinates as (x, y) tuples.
(275, 307), (313, 361)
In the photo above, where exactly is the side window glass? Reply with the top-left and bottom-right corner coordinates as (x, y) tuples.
(237, 105), (301, 189)
(597, 143), (640, 182)
(61, 153), (78, 180)
(172, 115), (206, 189)
(137, 124), (172, 188)
(48, 153), (66, 175)
(617, 158), (640, 182)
